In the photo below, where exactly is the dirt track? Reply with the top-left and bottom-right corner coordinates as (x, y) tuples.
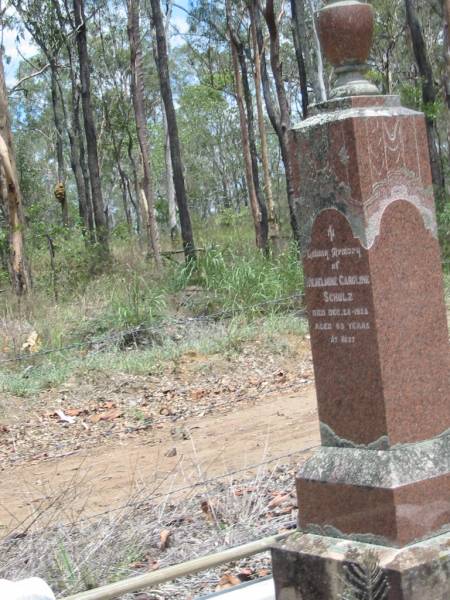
(0, 386), (318, 535)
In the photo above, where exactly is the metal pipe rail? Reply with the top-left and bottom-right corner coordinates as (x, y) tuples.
(62, 532), (289, 600)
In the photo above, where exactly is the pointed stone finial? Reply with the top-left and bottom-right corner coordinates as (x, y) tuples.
(317, 0), (379, 99)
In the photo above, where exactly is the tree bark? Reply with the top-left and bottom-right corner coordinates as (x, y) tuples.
(290, 0), (327, 104)
(307, 0), (327, 103)
(226, 0), (266, 252)
(51, 0), (95, 239)
(103, 101), (133, 234)
(127, 0), (162, 268)
(445, 0), (450, 109)
(230, 42), (260, 246)
(237, 43), (269, 253)
(79, 118), (96, 239)
(289, 0), (309, 117)
(71, 74), (95, 238)
(65, 84), (88, 232)
(73, 0), (109, 255)
(50, 64), (69, 227)
(126, 126), (142, 235)
(163, 109), (178, 240)
(249, 0), (279, 250)
(161, 2), (178, 241)
(54, 64), (94, 240)
(258, 1), (301, 244)
(404, 0), (445, 201)
(150, 0), (195, 262)
(0, 48), (31, 296)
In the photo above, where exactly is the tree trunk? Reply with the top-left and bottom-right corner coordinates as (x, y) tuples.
(160, 2), (178, 241)
(404, 0), (445, 203)
(51, 0), (94, 238)
(237, 42), (269, 254)
(73, 0), (109, 255)
(126, 127), (142, 235)
(0, 48), (31, 296)
(66, 100), (87, 231)
(289, 0), (309, 117)
(306, 0), (327, 103)
(71, 77), (95, 238)
(127, 0), (162, 268)
(163, 110), (178, 240)
(249, 0), (280, 250)
(55, 64), (94, 239)
(50, 64), (69, 227)
(150, 0), (196, 263)
(79, 121), (95, 240)
(103, 101), (133, 235)
(259, 1), (301, 244)
(226, 18), (264, 251)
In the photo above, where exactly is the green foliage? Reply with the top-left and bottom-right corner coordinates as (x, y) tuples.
(30, 230), (93, 298)
(399, 83), (444, 121)
(0, 360), (76, 397)
(168, 242), (303, 317)
(438, 199), (450, 262)
(217, 208), (240, 228)
(54, 540), (97, 592)
(200, 69), (234, 92)
(399, 83), (423, 111)
(82, 273), (167, 335)
(0, 215), (306, 396)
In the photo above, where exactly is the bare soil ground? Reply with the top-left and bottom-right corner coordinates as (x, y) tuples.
(0, 334), (318, 539)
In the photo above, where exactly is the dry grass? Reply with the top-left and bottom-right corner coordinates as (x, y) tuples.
(0, 451), (299, 599)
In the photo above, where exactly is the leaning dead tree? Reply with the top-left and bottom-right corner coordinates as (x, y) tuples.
(0, 47), (31, 296)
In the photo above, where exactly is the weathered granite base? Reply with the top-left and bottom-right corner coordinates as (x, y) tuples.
(271, 532), (450, 600)
(296, 432), (450, 547)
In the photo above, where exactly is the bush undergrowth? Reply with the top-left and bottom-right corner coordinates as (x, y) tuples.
(0, 219), (306, 396)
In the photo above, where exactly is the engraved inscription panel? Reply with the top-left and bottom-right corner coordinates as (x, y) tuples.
(305, 214), (372, 348)
(303, 209), (386, 446)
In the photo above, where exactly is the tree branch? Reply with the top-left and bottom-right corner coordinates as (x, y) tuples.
(9, 62), (51, 92)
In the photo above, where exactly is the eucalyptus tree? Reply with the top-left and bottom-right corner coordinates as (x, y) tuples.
(0, 42), (31, 295)
(12, 0), (71, 226)
(89, 0), (143, 234)
(288, 0), (309, 117)
(51, 0), (95, 238)
(226, 0), (268, 253)
(257, 0), (300, 244)
(73, 0), (109, 258)
(158, 0), (177, 240)
(404, 0), (445, 200)
(150, 0), (196, 262)
(189, 0), (271, 250)
(173, 39), (245, 215)
(445, 0), (450, 111)
(248, 0), (279, 249)
(127, 0), (161, 266)
(371, 0), (405, 94)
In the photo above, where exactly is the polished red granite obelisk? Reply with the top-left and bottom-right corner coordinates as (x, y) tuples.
(272, 1), (450, 598)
